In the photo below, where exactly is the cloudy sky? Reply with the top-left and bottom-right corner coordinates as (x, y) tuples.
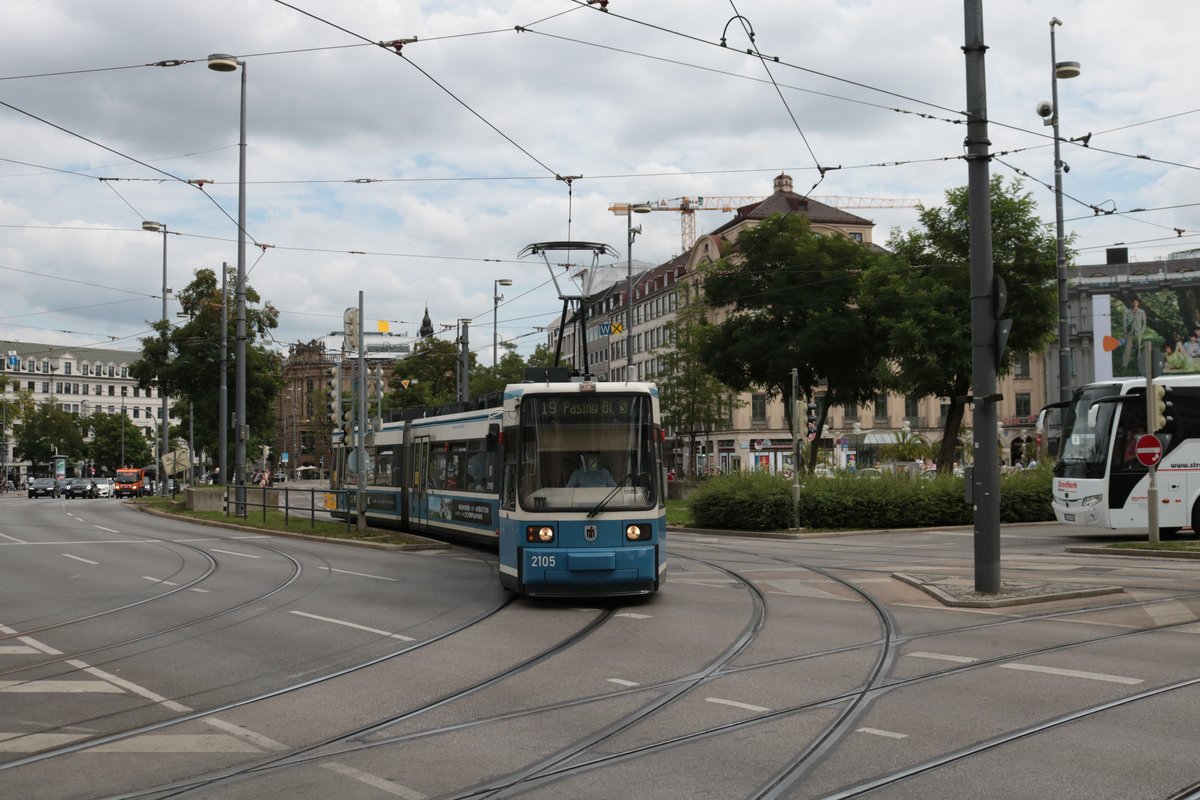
(3, 0), (1198, 361)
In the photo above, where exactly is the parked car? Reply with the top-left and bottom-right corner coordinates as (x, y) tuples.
(272, 471), (287, 483)
(93, 477), (114, 498)
(28, 477), (60, 498)
(65, 478), (98, 499)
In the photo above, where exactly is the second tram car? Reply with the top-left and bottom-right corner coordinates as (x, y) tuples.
(1049, 374), (1200, 536)
(330, 380), (667, 597)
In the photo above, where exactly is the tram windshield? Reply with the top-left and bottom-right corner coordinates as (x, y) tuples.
(518, 393), (658, 512)
(1054, 383), (1123, 480)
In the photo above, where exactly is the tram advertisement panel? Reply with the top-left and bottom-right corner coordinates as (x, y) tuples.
(429, 496), (493, 526)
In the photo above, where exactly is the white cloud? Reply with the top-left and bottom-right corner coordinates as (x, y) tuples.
(3, 0), (1199, 355)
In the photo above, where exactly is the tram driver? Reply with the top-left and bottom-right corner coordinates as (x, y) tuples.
(566, 453), (617, 488)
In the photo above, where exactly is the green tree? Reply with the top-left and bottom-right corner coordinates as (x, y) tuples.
(659, 270), (741, 478)
(391, 337), (463, 409)
(130, 266), (282, 465)
(469, 344), (527, 397)
(877, 427), (933, 465)
(85, 411), (151, 473)
(860, 176), (1059, 472)
(699, 213), (893, 470)
(14, 400), (85, 473)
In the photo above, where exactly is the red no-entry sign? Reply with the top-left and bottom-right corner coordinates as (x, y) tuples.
(1135, 434), (1163, 467)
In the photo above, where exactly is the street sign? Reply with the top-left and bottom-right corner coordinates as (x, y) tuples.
(1135, 433), (1163, 467)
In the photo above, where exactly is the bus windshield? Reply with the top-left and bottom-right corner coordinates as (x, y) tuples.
(518, 393), (657, 512)
(1055, 383), (1123, 480)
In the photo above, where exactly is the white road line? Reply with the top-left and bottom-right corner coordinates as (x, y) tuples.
(0, 733), (90, 752)
(94, 526), (120, 534)
(143, 576), (179, 587)
(706, 697), (770, 713)
(210, 548), (259, 559)
(188, 588), (210, 593)
(230, 535), (269, 539)
(17, 637), (61, 656)
(288, 611), (415, 641)
(203, 716), (288, 751)
(999, 663), (1143, 685)
(857, 727), (908, 739)
(0, 680), (124, 694)
(0, 645), (39, 655)
(615, 612), (652, 619)
(323, 762), (428, 799)
(66, 659), (193, 711)
(92, 734), (263, 754)
(62, 553), (99, 565)
(0, 532), (27, 543)
(907, 652), (978, 664)
(607, 678), (640, 687)
(321, 566), (398, 582)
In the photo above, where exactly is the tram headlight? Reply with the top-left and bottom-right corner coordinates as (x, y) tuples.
(1081, 494), (1103, 507)
(526, 525), (555, 543)
(625, 524), (649, 541)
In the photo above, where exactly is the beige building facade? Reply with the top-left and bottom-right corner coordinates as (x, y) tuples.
(547, 174), (1048, 475)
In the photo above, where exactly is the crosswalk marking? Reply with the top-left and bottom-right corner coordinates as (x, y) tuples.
(0, 680), (124, 694)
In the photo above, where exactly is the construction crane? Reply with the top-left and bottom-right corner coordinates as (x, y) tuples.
(610, 195), (921, 251)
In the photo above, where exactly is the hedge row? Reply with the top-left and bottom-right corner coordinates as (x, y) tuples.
(687, 468), (1054, 532)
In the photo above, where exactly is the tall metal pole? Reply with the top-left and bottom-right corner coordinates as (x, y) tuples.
(159, 226), (170, 496)
(626, 213), (635, 379)
(964, 0), (1001, 594)
(355, 291), (367, 531)
(1050, 18), (1074, 407)
(235, 59), (247, 515)
(209, 54), (248, 514)
(219, 261), (228, 487)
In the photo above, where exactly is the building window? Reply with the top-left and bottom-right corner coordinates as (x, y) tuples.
(1014, 352), (1030, 379)
(751, 393), (767, 422)
(904, 394), (920, 419)
(42, 382), (49, 394)
(843, 402), (858, 422)
(63, 363), (72, 375)
(874, 394), (889, 423)
(1015, 392), (1031, 417)
(850, 231), (863, 242)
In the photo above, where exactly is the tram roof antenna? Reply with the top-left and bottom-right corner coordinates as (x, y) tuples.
(519, 240), (618, 370)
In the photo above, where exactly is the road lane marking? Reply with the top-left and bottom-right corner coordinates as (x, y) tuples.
(0, 532), (27, 543)
(607, 678), (639, 687)
(323, 762), (428, 799)
(615, 612), (652, 619)
(321, 566), (398, 582)
(210, 548), (260, 559)
(907, 652), (978, 664)
(94, 526), (120, 534)
(0, 626), (63, 656)
(143, 577), (179, 587)
(0, 645), (39, 655)
(204, 716), (288, 751)
(288, 611), (415, 641)
(92, 734), (263, 753)
(999, 663), (1142, 685)
(0, 733), (90, 752)
(66, 659), (193, 711)
(0, 680), (125, 694)
(62, 553), (99, 565)
(706, 697), (770, 713)
(857, 727), (908, 739)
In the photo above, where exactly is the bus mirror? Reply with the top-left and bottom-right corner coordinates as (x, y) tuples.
(1086, 403), (1100, 430)
(1035, 409), (1046, 434)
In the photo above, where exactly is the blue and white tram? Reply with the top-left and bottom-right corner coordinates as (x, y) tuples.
(330, 380), (667, 597)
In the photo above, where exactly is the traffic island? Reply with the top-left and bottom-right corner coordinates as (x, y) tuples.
(893, 572), (1124, 608)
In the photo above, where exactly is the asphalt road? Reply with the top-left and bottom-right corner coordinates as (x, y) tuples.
(1, 493), (1198, 799)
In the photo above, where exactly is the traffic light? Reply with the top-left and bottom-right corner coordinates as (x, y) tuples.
(326, 363), (342, 426)
(368, 366), (386, 399)
(1152, 384), (1174, 432)
(806, 402), (818, 441)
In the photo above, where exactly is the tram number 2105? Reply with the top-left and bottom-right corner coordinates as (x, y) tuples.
(529, 554), (557, 568)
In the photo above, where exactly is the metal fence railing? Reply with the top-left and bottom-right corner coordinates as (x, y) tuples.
(221, 484), (353, 533)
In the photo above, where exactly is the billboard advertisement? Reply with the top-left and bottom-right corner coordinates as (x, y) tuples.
(1094, 289), (1200, 382)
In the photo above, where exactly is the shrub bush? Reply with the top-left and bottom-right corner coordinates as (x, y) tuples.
(687, 467), (1053, 532)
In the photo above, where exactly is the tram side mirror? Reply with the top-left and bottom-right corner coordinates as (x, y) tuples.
(487, 423), (500, 451)
(1086, 403), (1100, 430)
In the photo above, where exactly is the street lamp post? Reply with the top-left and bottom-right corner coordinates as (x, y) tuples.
(1045, 18), (1080, 407)
(142, 220), (171, 496)
(622, 203), (653, 379)
(208, 53), (247, 515)
(493, 278), (512, 368)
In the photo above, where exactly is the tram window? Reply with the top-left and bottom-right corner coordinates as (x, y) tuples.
(373, 447), (394, 486)
(466, 452), (492, 492)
